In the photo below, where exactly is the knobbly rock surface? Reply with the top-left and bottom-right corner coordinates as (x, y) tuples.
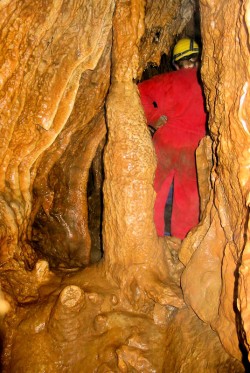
(0, 0), (249, 371)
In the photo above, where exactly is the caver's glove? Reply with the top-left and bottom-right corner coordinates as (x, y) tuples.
(155, 115), (168, 129)
(148, 115), (168, 137)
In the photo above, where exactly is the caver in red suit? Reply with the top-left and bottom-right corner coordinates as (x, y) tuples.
(138, 67), (207, 239)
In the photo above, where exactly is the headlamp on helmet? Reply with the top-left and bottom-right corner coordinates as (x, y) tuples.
(173, 38), (199, 62)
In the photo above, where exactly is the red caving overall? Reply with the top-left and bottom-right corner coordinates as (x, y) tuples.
(138, 68), (207, 239)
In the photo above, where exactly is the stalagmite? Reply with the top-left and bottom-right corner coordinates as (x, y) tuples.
(0, 0), (250, 371)
(48, 285), (86, 342)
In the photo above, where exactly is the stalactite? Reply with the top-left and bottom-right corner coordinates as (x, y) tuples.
(0, 0), (249, 371)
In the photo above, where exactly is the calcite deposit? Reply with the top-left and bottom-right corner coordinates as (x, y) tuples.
(0, 0), (249, 372)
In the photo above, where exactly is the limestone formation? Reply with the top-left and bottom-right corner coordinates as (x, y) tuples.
(0, 0), (249, 372)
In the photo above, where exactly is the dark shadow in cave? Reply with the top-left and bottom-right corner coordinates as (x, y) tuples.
(0, 330), (3, 372)
(87, 140), (106, 264)
(233, 228), (250, 371)
(140, 52), (174, 82)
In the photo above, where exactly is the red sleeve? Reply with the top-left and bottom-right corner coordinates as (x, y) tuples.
(138, 78), (163, 125)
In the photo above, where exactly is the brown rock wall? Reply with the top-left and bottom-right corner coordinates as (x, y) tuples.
(0, 0), (249, 371)
(180, 0), (250, 361)
(104, 0), (185, 311)
(0, 0), (114, 284)
(139, 0), (196, 76)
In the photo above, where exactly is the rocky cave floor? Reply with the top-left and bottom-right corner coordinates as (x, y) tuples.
(1, 241), (247, 373)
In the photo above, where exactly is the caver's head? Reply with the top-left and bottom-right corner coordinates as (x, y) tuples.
(172, 38), (200, 70)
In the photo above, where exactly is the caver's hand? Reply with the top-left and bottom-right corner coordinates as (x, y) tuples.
(148, 115), (168, 137)
(154, 115), (168, 130)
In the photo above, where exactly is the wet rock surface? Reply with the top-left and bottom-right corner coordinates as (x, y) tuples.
(0, 0), (249, 371)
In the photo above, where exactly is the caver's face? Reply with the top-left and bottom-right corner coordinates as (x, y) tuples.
(181, 57), (199, 69)
(175, 56), (199, 70)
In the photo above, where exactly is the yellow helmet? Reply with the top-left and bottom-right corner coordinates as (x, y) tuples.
(173, 38), (199, 62)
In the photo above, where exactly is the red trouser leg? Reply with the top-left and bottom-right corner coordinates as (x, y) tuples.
(171, 151), (199, 239)
(153, 132), (176, 237)
(154, 169), (175, 236)
(153, 128), (200, 238)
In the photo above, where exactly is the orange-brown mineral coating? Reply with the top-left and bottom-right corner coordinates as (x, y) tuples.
(0, 0), (249, 372)
(0, 0), (114, 267)
(139, 0), (196, 74)
(4, 266), (245, 372)
(31, 40), (112, 267)
(180, 0), (250, 360)
(103, 0), (185, 311)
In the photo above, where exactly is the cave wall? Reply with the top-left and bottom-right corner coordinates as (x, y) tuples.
(0, 0), (250, 371)
(180, 0), (250, 360)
